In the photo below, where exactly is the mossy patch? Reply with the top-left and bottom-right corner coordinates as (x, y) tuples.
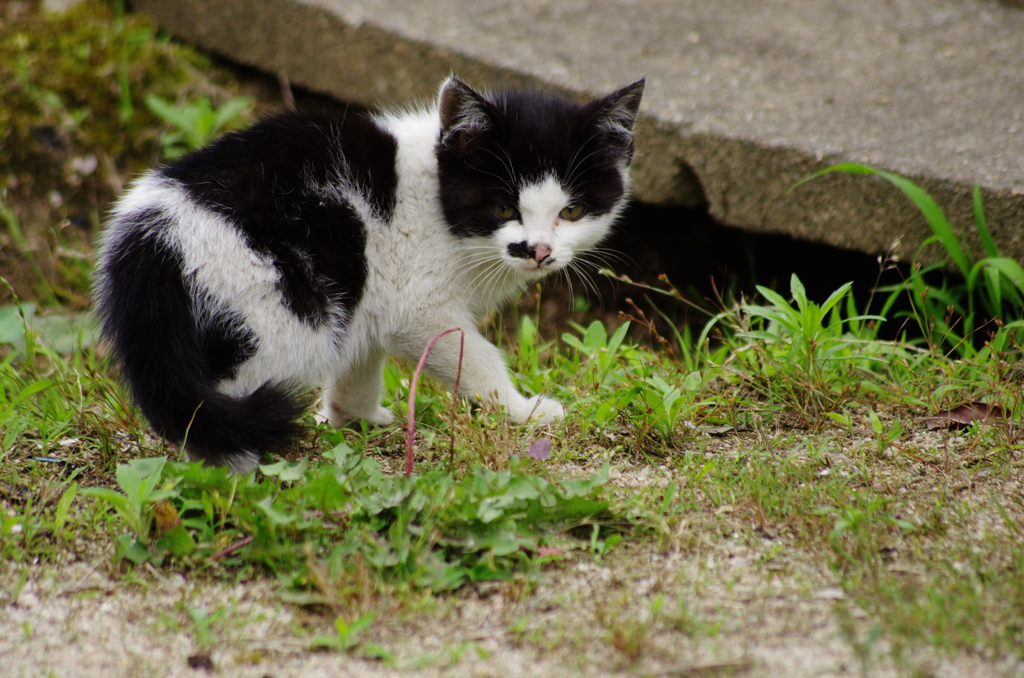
(0, 1), (245, 307)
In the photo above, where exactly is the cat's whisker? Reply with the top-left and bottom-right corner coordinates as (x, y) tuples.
(580, 248), (634, 271)
(478, 143), (520, 190)
(558, 266), (577, 309)
(464, 163), (517, 195)
(459, 248), (511, 270)
(465, 259), (511, 301)
(573, 250), (613, 287)
(565, 160), (623, 191)
(564, 130), (605, 183)
(565, 138), (607, 187)
(567, 259), (605, 307)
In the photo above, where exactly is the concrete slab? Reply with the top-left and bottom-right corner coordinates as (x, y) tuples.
(133, 0), (1024, 264)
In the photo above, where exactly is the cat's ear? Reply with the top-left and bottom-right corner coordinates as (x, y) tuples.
(439, 76), (493, 137)
(589, 78), (646, 157)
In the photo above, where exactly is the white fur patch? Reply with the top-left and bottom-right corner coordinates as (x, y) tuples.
(487, 174), (622, 280)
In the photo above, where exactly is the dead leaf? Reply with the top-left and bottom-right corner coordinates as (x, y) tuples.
(153, 499), (181, 535)
(527, 437), (552, 460)
(186, 653), (215, 671)
(924, 402), (1007, 430)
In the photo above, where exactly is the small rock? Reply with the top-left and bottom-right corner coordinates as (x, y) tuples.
(815, 587), (845, 600)
(16, 590), (39, 608)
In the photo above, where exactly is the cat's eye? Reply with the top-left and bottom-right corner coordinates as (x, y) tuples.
(559, 204), (586, 221)
(491, 204), (518, 221)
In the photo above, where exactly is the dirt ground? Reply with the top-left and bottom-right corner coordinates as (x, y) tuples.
(4, 458), (1020, 678)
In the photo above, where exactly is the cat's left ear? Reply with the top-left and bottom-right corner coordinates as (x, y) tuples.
(439, 76), (493, 138)
(589, 78), (646, 157)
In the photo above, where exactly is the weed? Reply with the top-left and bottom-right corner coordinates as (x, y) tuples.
(589, 523), (623, 559)
(404, 327), (464, 476)
(597, 595), (661, 665)
(3, 271), (1023, 670)
(864, 410), (905, 457)
(309, 611), (389, 659)
(81, 457), (183, 562)
(81, 442), (620, 591)
(665, 596), (721, 637)
(145, 93), (252, 159)
(835, 601), (885, 678)
(0, 1), (246, 307)
(0, 201), (56, 306)
(818, 493), (915, 570)
(707, 273), (888, 420)
(186, 605), (227, 649)
(560, 319), (713, 443)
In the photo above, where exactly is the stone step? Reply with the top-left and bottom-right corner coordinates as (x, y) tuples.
(134, 0), (1024, 265)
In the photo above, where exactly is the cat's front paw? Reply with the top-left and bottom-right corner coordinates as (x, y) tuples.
(366, 406), (395, 426)
(517, 395), (564, 425)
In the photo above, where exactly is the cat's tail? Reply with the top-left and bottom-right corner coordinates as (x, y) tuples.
(153, 382), (311, 474)
(94, 208), (310, 473)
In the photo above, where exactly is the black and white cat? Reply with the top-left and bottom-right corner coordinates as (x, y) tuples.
(93, 76), (645, 472)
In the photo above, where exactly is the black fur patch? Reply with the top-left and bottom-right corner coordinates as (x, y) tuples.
(507, 241), (534, 260)
(436, 82), (641, 238)
(94, 213), (215, 441)
(200, 309), (257, 382)
(161, 108), (398, 326)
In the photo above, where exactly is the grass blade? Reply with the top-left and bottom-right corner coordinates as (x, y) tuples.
(871, 169), (970, 277)
(973, 185), (999, 259)
(794, 163), (971, 277)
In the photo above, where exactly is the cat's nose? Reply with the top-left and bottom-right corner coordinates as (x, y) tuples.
(508, 241), (554, 264)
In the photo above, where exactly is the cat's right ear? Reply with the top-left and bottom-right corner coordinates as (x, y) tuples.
(439, 76), (493, 138)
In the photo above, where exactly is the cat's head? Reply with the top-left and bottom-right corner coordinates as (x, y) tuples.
(435, 76), (645, 280)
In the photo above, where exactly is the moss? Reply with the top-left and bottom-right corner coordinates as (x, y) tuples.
(0, 1), (245, 307)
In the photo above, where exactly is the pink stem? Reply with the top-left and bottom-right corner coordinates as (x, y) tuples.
(212, 535), (253, 562)
(406, 328), (465, 477)
(447, 333), (465, 469)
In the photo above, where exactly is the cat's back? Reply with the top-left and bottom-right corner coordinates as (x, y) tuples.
(161, 107), (399, 230)
(98, 108), (405, 335)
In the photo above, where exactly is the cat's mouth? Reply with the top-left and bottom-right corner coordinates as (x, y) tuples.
(512, 258), (563, 278)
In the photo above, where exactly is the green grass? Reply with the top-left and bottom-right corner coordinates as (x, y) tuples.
(795, 164), (1024, 356)
(3, 265), (1022, 668)
(3, 205), (1022, 672)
